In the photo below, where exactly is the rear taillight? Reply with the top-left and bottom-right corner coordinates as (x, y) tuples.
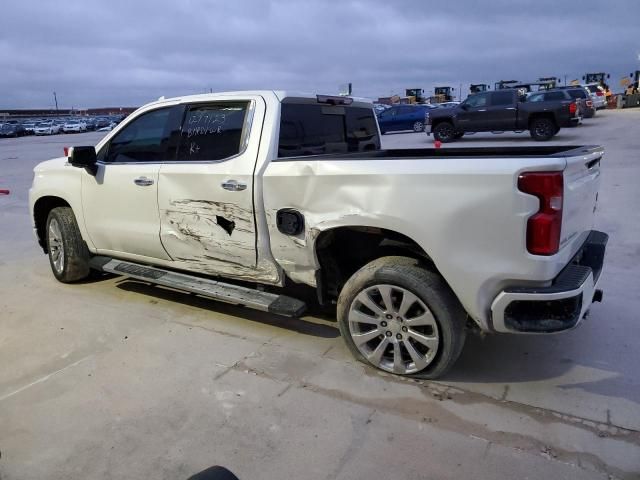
(569, 102), (577, 115)
(586, 100), (593, 107)
(518, 172), (564, 255)
(596, 91), (604, 96)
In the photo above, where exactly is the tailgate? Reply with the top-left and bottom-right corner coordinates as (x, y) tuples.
(560, 146), (603, 253)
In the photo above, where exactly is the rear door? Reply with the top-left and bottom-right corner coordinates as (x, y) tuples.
(485, 91), (517, 130)
(457, 92), (490, 131)
(157, 96), (273, 281)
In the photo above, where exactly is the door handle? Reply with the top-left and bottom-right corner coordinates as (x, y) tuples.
(134, 177), (154, 186)
(477, 109), (487, 112)
(505, 107), (516, 110)
(221, 180), (247, 191)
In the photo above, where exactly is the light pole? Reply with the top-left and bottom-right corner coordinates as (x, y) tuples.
(53, 92), (59, 115)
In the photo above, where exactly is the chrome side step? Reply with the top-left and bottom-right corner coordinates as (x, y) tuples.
(89, 256), (306, 317)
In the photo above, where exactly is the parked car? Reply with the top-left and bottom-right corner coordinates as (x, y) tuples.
(34, 121), (62, 135)
(21, 122), (38, 135)
(538, 87), (594, 118)
(29, 90), (607, 379)
(584, 83), (607, 110)
(97, 122), (117, 132)
(0, 123), (27, 137)
(426, 89), (580, 142)
(62, 120), (87, 133)
(377, 104), (432, 133)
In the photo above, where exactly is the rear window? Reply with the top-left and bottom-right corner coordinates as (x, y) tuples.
(567, 89), (587, 99)
(544, 91), (566, 101)
(278, 103), (380, 157)
(585, 85), (599, 93)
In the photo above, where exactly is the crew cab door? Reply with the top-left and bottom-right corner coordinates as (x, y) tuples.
(457, 92), (491, 131)
(484, 90), (518, 130)
(157, 97), (274, 282)
(81, 105), (184, 259)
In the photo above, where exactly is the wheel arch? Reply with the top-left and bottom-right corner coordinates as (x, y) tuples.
(33, 196), (72, 252)
(313, 225), (443, 303)
(528, 112), (558, 129)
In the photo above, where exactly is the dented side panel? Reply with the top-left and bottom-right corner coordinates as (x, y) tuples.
(262, 155), (573, 328)
(157, 95), (281, 284)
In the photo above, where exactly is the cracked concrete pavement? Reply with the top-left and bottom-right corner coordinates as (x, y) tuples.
(1, 109), (639, 479)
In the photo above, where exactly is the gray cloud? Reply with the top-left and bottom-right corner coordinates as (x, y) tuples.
(1, 0), (638, 108)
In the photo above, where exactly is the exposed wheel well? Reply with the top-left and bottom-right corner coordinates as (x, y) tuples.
(33, 196), (70, 252)
(315, 226), (435, 303)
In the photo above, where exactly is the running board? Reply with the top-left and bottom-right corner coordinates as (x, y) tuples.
(89, 256), (306, 317)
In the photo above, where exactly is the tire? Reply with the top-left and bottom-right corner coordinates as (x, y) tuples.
(188, 466), (240, 480)
(412, 121), (424, 132)
(46, 207), (91, 283)
(529, 117), (556, 141)
(432, 122), (456, 143)
(337, 256), (466, 379)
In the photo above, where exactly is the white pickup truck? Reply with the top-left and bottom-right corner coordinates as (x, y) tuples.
(29, 91), (608, 378)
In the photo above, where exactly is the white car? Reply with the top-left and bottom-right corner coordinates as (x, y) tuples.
(29, 90), (608, 379)
(62, 120), (87, 133)
(97, 122), (117, 132)
(34, 121), (61, 135)
(583, 83), (607, 110)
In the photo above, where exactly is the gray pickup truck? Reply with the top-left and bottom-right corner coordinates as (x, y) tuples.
(426, 89), (580, 142)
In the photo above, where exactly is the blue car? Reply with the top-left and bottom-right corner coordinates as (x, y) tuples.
(376, 105), (433, 134)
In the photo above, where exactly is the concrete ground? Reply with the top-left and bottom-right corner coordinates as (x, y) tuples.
(1, 109), (639, 480)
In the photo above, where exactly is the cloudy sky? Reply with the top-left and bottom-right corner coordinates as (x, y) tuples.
(1, 0), (639, 109)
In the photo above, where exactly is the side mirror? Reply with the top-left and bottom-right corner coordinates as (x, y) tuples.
(69, 146), (98, 175)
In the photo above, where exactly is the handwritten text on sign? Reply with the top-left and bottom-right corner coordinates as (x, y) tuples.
(186, 111), (227, 138)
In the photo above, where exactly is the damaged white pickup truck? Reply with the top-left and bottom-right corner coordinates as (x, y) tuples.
(29, 91), (608, 378)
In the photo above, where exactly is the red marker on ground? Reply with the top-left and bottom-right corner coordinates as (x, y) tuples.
(434, 140), (442, 149)
(0, 189), (10, 195)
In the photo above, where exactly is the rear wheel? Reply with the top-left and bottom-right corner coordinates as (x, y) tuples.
(433, 122), (456, 142)
(529, 118), (556, 141)
(46, 207), (91, 283)
(337, 256), (466, 379)
(412, 121), (424, 132)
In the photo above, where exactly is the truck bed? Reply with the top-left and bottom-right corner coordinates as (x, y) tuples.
(275, 145), (601, 161)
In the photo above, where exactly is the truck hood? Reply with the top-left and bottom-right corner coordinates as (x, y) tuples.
(34, 157), (68, 173)
(427, 106), (458, 118)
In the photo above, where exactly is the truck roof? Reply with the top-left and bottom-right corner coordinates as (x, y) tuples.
(146, 90), (373, 109)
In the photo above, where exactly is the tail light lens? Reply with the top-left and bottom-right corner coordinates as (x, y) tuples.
(569, 102), (577, 115)
(596, 91), (604, 96)
(518, 172), (564, 255)
(586, 100), (593, 107)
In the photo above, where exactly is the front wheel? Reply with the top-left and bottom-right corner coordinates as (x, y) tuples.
(337, 256), (466, 379)
(412, 121), (424, 132)
(529, 118), (556, 141)
(433, 122), (456, 142)
(46, 207), (91, 283)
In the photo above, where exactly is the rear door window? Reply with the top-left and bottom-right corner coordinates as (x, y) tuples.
(176, 102), (250, 162)
(490, 91), (513, 106)
(278, 103), (380, 157)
